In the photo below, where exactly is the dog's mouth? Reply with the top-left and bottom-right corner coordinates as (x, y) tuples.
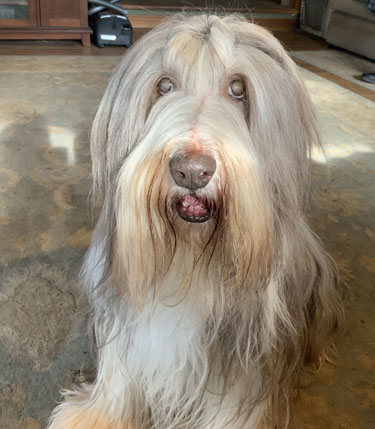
(176, 194), (212, 223)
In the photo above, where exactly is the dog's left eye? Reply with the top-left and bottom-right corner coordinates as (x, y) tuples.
(158, 78), (174, 96)
(229, 79), (245, 100)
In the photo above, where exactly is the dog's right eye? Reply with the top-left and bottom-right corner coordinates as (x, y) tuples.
(158, 78), (174, 96)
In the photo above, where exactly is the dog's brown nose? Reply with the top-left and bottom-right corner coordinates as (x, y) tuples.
(169, 151), (216, 191)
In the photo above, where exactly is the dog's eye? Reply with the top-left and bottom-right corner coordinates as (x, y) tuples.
(158, 78), (174, 95)
(229, 79), (245, 100)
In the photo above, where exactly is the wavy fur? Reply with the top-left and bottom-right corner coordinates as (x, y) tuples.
(49, 14), (343, 429)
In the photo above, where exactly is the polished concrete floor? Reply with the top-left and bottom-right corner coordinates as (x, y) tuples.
(0, 48), (374, 427)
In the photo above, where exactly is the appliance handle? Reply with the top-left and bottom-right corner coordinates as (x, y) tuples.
(88, 0), (128, 16)
(88, 0), (120, 16)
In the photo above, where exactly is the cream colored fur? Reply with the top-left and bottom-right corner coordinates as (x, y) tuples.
(49, 14), (343, 429)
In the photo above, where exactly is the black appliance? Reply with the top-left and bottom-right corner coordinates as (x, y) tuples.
(88, 0), (132, 48)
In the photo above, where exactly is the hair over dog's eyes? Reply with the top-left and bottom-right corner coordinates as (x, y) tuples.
(158, 78), (174, 95)
(229, 79), (245, 100)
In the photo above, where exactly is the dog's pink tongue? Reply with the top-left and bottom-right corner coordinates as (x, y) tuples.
(182, 195), (207, 215)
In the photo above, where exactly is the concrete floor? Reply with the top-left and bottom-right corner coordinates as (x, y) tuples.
(0, 50), (374, 428)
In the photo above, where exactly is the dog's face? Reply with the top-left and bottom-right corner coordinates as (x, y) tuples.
(90, 14), (320, 299)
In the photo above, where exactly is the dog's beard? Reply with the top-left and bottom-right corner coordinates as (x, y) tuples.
(113, 96), (272, 307)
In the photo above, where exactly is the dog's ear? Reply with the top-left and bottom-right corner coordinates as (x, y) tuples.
(299, 224), (345, 367)
(238, 22), (320, 152)
(231, 21), (321, 213)
(236, 24), (344, 366)
(89, 26), (172, 206)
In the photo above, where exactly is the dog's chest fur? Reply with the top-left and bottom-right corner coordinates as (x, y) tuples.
(98, 266), (221, 427)
(128, 282), (205, 380)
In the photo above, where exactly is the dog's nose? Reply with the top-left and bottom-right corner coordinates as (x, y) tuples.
(169, 151), (216, 191)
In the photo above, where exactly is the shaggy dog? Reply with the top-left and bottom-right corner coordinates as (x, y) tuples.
(49, 14), (343, 429)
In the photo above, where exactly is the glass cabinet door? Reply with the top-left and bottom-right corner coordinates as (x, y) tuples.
(0, 0), (36, 27)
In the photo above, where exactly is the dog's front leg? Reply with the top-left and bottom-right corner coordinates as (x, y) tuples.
(48, 393), (134, 429)
(49, 335), (140, 429)
(201, 379), (267, 429)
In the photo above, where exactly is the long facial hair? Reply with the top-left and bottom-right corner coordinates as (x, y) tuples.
(82, 14), (344, 428)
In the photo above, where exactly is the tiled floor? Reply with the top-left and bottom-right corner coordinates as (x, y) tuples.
(0, 40), (374, 429)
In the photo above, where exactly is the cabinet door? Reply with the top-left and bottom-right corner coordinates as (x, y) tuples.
(39, 0), (88, 27)
(0, 0), (37, 27)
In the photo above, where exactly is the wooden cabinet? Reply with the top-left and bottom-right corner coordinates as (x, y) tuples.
(0, 0), (91, 46)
